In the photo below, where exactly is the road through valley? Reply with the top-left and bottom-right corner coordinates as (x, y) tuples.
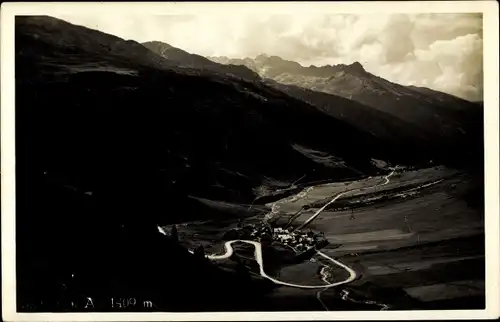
(159, 167), (398, 308)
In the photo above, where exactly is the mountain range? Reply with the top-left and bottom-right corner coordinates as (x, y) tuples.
(209, 53), (481, 130)
(15, 15), (484, 312)
(151, 46), (484, 168)
(14, 15), (386, 312)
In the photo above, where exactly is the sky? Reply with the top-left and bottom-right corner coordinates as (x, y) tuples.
(55, 13), (483, 101)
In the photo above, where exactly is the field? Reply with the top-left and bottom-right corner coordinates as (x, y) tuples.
(162, 166), (485, 310)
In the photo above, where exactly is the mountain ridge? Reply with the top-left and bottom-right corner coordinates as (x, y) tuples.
(208, 53), (483, 165)
(210, 55), (370, 79)
(143, 41), (261, 81)
(147, 42), (483, 168)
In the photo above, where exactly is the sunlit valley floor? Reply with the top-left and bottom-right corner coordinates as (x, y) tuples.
(166, 166), (484, 311)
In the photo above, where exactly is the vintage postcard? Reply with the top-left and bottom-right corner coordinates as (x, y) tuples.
(2, 1), (499, 321)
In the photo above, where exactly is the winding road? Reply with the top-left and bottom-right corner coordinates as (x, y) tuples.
(160, 167), (399, 308)
(197, 239), (357, 289)
(158, 225), (356, 289)
(310, 168), (397, 309)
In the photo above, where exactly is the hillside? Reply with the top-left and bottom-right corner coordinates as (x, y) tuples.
(262, 79), (429, 159)
(146, 42), (482, 166)
(142, 41), (261, 81)
(17, 16), (392, 208)
(15, 16), (394, 311)
(209, 55), (483, 168)
(149, 44), (421, 147)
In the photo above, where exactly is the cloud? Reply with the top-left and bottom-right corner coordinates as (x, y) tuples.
(54, 13), (483, 101)
(372, 32), (483, 101)
(416, 33), (483, 99)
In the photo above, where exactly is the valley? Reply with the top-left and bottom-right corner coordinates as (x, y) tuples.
(13, 15), (485, 313)
(163, 166), (484, 311)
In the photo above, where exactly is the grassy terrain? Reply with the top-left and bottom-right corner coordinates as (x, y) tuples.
(171, 166), (485, 310)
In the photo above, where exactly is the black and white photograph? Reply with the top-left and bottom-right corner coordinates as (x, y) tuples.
(2, 1), (499, 320)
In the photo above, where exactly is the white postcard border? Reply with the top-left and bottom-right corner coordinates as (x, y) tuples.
(2, 2), (499, 321)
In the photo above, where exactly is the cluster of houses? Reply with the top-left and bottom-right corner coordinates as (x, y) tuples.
(272, 227), (323, 252)
(239, 222), (326, 252)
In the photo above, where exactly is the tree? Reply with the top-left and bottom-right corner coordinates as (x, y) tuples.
(193, 244), (205, 260)
(171, 225), (178, 242)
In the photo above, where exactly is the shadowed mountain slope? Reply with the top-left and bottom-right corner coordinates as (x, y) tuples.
(141, 45), (481, 169)
(145, 41), (472, 166)
(209, 55), (483, 169)
(142, 41), (261, 81)
(15, 16), (398, 311)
